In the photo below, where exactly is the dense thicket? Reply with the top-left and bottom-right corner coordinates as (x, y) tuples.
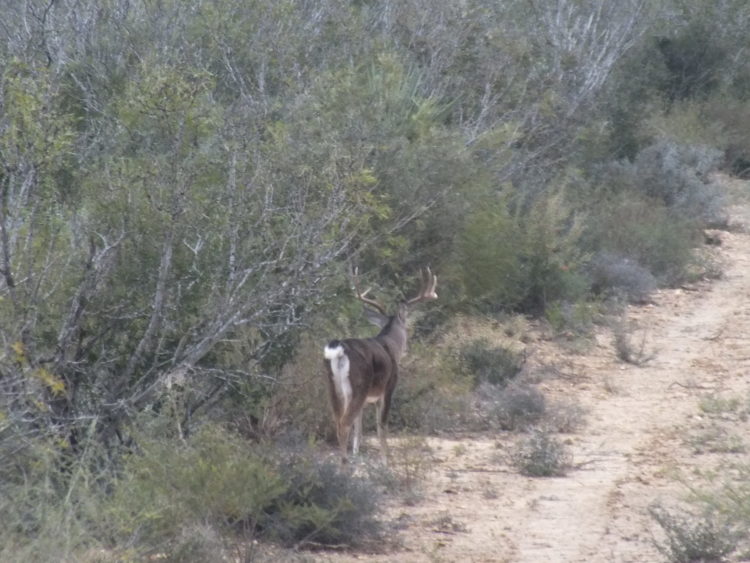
(1, 0), (748, 558)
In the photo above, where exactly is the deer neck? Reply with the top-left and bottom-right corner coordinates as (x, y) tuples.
(376, 316), (408, 360)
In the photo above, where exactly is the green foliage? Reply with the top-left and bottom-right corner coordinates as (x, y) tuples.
(587, 191), (698, 285)
(649, 505), (739, 563)
(109, 425), (287, 552)
(269, 449), (381, 547)
(692, 464), (750, 552)
(458, 191), (525, 309)
(108, 425), (380, 554)
(458, 186), (587, 313)
(461, 338), (525, 388)
(588, 252), (656, 304)
(0, 425), (112, 562)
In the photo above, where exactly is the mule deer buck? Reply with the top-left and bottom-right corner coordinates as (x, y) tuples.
(323, 268), (438, 465)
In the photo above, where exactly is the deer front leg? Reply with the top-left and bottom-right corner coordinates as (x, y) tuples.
(375, 400), (389, 466)
(376, 375), (397, 465)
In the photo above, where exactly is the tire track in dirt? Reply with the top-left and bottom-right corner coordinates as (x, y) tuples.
(511, 213), (750, 562)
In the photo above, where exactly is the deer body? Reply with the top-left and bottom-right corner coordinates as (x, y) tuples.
(323, 271), (436, 465)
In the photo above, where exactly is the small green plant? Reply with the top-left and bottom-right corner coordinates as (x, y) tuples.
(461, 339), (525, 387)
(649, 504), (739, 563)
(388, 435), (434, 503)
(699, 395), (741, 416)
(510, 429), (572, 477)
(686, 425), (746, 455)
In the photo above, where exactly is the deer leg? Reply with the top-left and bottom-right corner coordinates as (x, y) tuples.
(352, 409), (364, 456)
(338, 394), (367, 464)
(377, 370), (398, 465)
(375, 400), (389, 465)
(336, 420), (351, 464)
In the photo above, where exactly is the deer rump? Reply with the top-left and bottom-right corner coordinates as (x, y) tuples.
(324, 338), (397, 416)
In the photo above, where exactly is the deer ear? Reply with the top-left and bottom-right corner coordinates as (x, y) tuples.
(363, 306), (389, 328)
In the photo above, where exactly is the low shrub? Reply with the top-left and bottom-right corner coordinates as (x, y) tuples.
(587, 192), (700, 286)
(107, 424), (381, 556)
(385, 434), (434, 502)
(461, 339), (525, 388)
(612, 318), (656, 366)
(545, 398), (588, 433)
(589, 252), (656, 304)
(269, 448), (381, 547)
(478, 382), (546, 431)
(386, 342), (473, 433)
(649, 504), (739, 563)
(510, 429), (572, 477)
(457, 186), (586, 314)
(585, 139), (727, 287)
(0, 430), (111, 563)
(635, 141), (725, 226)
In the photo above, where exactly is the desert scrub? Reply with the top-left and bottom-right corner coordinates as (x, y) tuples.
(686, 424), (745, 455)
(545, 398), (588, 433)
(589, 252), (656, 304)
(510, 429), (572, 477)
(107, 425), (381, 556)
(478, 382), (546, 431)
(389, 344), (473, 433)
(612, 317), (655, 365)
(461, 338), (525, 388)
(268, 447), (381, 547)
(649, 504), (739, 563)
(385, 434), (434, 504)
(544, 299), (602, 337)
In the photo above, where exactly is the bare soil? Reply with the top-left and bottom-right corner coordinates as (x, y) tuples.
(312, 198), (750, 562)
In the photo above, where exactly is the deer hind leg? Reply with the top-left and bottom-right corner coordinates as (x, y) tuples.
(338, 394), (367, 464)
(352, 409), (364, 456)
(336, 419), (352, 464)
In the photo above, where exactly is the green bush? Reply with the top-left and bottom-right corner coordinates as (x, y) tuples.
(587, 191), (699, 285)
(268, 448), (381, 547)
(634, 141), (726, 227)
(0, 434), (114, 562)
(650, 505), (739, 563)
(461, 338), (525, 388)
(107, 425), (381, 556)
(457, 186), (587, 314)
(108, 425), (286, 556)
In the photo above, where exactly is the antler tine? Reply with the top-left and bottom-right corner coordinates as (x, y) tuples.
(351, 267), (388, 315)
(405, 267), (438, 305)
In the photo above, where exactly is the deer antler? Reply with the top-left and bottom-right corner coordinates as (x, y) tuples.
(404, 267), (438, 305)
(351, 267), (388, 315)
